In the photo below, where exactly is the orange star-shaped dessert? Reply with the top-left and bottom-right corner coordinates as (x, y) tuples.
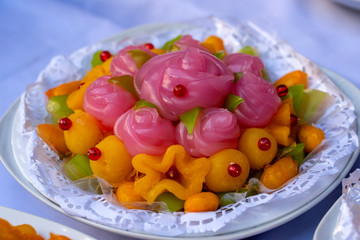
(132, 145), (210, 204)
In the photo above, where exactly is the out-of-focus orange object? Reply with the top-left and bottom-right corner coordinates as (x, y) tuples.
(151, 48), (166, 55)
(274, 70), (308, 88)
(201, 35), (226, 54)
(48, 233), (71, 240)
(0, 218), (71, 240)
(36, 123), (70, 155)
(45, 81), (81, 99)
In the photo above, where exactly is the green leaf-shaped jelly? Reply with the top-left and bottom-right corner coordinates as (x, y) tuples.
(91, 50), (103, 68)
(238, 45), (259, 56)
(133, 99), (158, 110)
(64, 154), (93, 181)
(108, 75), (138, 99)
(161, 35), (182, 51)
(155, 192), (185, 212)
(46, 95), (74, 124)
(224, 94), (244, 112)
(277, 143), (305, 167)
(179, 106), (202, 135)
(233, 72), (243, 83)
(127, 49), (152, 69)
(283, 84), (304, 115)
(213, 51), (225, 60)
(297, 89), (334, 124)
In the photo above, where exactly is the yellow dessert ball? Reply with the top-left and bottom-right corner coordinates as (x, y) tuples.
(205, 149), (250, 193)
(238, 128), (277, 170)
(63, 111), (103, 155)
(90, 135), (133, 185)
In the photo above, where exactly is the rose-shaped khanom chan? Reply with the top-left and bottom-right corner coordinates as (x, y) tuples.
(83, 75), (137, 129)
(114, 106), (176, 157)
(223, 53), (264, 77)
(232, 72), (281, 127)
(134, 47), (234, 121)
(173, 34), (208, 51)
(176, 107), (241, 157)
(66, 61), (111, 111)
(110, 45), (157, 77)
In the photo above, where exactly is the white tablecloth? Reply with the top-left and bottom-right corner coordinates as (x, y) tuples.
(1, 0), (359, 239)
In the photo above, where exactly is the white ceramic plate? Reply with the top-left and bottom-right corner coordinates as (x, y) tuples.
(313, 197), (342, 240)
(0, 66), (359, 240)
(0, 206), (96, 240)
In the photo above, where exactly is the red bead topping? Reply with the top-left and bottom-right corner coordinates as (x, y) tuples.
(228, 163), (242, 177)
(144, 43), (154, 50)
(58, 117), (72, 130)
(77, 82), (85, 89)
(290, 114), (299, 127)
(276, 84), (288, 97)
(173, 84), (187, 98)
(258, 137), (271, 151)
(87, 147), (101, 161)
(100, 51), (112, 62)
(166, 166), (180, 180)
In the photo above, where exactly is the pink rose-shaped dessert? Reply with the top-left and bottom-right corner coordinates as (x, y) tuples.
(173, 34), (208, 51)
(176, 108), (241, 157)
(232, 72), (281, 127)
(223, 53), (264, 77)
(114, 106), (176, 157)
(134, 47), (234, 121)
(83, 75), (137, 129)
(110, 45), (156, 77)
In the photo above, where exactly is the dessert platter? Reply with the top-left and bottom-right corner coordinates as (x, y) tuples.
(0, 17), (359, 239)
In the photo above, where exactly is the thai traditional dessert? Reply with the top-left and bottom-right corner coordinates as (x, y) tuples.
(36, 34), (330, 212)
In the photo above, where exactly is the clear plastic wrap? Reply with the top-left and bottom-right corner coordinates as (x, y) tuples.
(333, 169), (360, 240)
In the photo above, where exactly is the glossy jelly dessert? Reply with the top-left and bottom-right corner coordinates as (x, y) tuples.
(37, 34), (329, 213)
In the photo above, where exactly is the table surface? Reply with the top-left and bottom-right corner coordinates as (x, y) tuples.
(1, 0), (360, 239)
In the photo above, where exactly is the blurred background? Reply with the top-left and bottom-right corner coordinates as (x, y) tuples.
(0, 0), (359, 239)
